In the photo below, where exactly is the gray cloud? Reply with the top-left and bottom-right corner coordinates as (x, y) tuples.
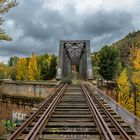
(0, 0), (139, 61)
(81, 10), (133, 35)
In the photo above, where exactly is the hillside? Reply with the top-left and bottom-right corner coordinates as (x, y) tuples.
(112, 30), (140, 66)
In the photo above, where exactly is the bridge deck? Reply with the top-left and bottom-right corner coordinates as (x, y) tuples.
(93, 86), (140, 135)
(7, 80), (139, 140)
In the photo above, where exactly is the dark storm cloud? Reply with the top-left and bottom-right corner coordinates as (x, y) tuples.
(0, 0), (137, 61)
(80, 11), (133, 36)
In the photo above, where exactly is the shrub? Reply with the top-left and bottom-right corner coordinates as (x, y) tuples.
(60, 77), (72, 84)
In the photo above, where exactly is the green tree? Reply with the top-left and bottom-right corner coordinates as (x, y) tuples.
(38, 54), (57, 80)
(40, 59), (50, 80)
(7, 53), (57, 81)
(8, 56), (19, 66)
(8, 56), (19, 80)
(49, 55), (57, 79)
(0, 0), (17, 41)
(98, 46), (121, 93)
(37, 54), (49, 80)
(98, 45), (121, 81)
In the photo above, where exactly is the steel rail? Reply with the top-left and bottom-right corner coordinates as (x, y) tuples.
(8, 84), (64, 140)
(82, 84), (116, 140)
(25, 84), (68, 140)
(85, 84), (132, 140)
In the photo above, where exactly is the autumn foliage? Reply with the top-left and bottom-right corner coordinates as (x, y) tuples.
(0, 53), (57, 81)
(117, 69), (134, 113)
(92, 31), (140, 118)
(15, 54), (57, 81)
(117, 48), (140, 117)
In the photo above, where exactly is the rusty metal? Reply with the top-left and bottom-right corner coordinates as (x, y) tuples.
(82, 84), (116, 140)
(85, 84), (133, 140)
(8, 84), (65, 140)
(25, 84), (67, 140)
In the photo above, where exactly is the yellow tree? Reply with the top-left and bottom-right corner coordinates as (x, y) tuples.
(16, 58), (27, 80)
(0, 63), (10, 79)
(131, 49), (140, 71)
(117, 69), (134, 113)
(131, 49), (140, 117)
(28, 54), (40, 80)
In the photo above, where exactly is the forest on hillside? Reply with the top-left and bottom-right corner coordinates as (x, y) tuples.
(91, 30), (140, 117)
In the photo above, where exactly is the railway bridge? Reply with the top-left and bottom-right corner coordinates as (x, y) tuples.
(56, 40), (93, 80)
(8, 40), (140, 140)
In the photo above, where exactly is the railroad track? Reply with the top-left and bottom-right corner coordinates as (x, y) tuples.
(8, 82), (136, 140)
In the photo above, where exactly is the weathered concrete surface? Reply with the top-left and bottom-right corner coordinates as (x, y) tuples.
(0, 103), (32, 136)
(0, 81), (57, 98)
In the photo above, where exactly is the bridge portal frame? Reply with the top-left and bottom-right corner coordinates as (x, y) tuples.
(56, 40), (93, 80)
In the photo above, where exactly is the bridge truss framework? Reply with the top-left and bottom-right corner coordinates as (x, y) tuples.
(56, 40), (93, 80)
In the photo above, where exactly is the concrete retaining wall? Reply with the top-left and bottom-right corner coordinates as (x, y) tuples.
(0, 81), (57, 98)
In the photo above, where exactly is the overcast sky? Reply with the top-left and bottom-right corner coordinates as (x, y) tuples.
(0, 0), (140, 62)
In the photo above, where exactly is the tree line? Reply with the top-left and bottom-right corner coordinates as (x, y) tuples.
(91, 45), (140, 117)
(0, 53), (57, 81)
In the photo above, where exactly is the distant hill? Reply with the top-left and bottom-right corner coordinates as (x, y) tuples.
(112, 30), (140, 66)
